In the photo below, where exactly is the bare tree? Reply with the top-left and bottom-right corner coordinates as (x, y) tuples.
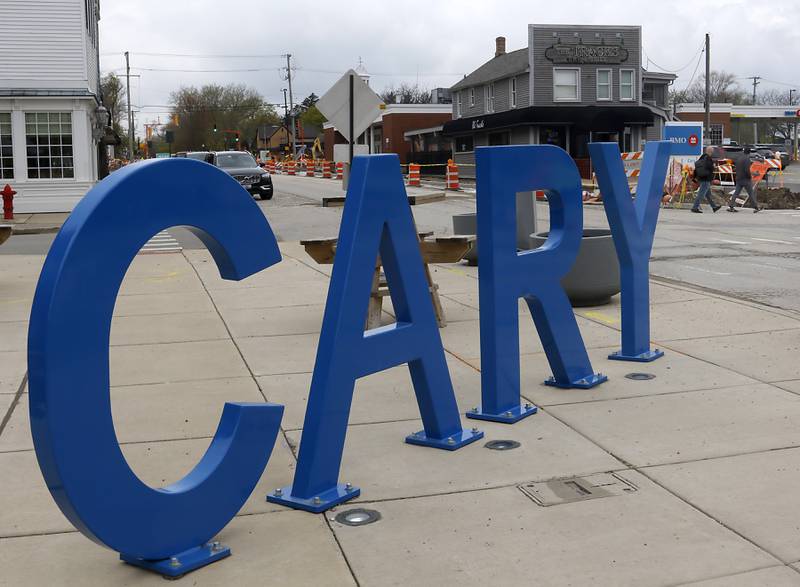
(379, 83), (432, 104)
(670, 70), (748, 106)
(100, 73), (126, 139)
(757, 88), (795, 142)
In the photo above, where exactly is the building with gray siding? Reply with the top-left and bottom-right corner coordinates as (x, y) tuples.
(444, 25), (675, 178)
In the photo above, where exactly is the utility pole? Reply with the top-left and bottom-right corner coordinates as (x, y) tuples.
(285, 54), (297, 158)
(282, 88), (290, 153)
(746, 75), (761, 144)
(704, 33), (711, 145)
(747, 75), (761, 105)
(125, 51), (134, 160)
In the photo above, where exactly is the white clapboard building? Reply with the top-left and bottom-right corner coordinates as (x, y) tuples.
(0, 0), (103, 212)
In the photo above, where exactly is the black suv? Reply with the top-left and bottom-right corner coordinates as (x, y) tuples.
(207, 151), (273, 200)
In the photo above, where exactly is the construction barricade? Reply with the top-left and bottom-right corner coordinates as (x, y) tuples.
(265, 160), (275, 174)
(306, 160), (315, 177)
(407, 163), (421, 187)
(446, 160), (460, 190)
(322, 161), (332, 179)
(287, 161), (296, 176)
(335, 162), (344, 180)
(714, 163), (735, 186)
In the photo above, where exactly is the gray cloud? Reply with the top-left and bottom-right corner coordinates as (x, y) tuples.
(99, 0), (800, 132)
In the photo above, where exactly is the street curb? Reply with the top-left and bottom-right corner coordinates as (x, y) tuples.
(10, 225), (62, 235)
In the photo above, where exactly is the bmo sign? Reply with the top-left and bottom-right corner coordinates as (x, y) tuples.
(663, 122), (704, 156)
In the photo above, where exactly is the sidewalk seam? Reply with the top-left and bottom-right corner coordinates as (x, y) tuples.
(183, 250), (363, 587)
(543, 406), (788, 566)
(0, 371), (27, 439)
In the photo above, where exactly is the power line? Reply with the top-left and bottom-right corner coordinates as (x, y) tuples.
(101, 51), (285, 59)
(759, 77), (800, 88)
(114, 66), (280, 73)
(294, 66), (463, 77)
(680, 45), (705, 91)
(643, 41), (705, 74)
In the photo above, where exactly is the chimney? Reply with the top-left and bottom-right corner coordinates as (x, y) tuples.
(495, 36), (506, 58)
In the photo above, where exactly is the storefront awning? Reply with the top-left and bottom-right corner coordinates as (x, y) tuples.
(442, 105), (655, 135)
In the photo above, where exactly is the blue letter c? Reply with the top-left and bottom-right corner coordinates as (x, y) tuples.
(28, 159), (284, 561)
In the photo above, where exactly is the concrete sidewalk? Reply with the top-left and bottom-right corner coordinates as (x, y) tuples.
(3, 212), (69, 235)
(2, 245), (800, 585)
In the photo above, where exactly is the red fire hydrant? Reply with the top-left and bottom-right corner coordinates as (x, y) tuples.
(1, 184), (15, 220)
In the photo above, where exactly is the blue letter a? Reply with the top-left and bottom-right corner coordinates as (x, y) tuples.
(588, 140), (672, 362)
(268, 154), (483, 513)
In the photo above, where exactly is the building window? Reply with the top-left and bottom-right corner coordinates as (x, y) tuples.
(510, 77), (517, 108)
(0, 114), (13, 180)
(469, 88), (475, 107)
(553, 68), (580, 102)
(456, 92), (462, 118)
(485, 84), (495, 113)
(597, 69), (612, 101)
(25, 112), (74, 180)
(455, 136), (474, 153)
(620, 69), (635, 101)
(709, 123), (723, 145)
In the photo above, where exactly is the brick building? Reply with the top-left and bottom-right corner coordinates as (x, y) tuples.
(323, 103), (452, 165)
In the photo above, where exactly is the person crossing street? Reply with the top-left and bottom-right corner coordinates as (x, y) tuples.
(691, 147), (720, 213)
(727, 147), (761, 213)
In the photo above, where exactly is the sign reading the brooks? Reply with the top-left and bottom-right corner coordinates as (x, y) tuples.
(544, 43), (629, 64)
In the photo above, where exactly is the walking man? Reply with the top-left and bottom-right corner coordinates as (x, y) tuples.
(727, 147), (761, 213)
(691, 146), (720, 213)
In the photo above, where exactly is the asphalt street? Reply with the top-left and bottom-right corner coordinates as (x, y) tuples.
(3, 172), (798, 312)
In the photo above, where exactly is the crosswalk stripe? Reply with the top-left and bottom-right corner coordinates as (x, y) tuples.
(140, 230), (183, 254)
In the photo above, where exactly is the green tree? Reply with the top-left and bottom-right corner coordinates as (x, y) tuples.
(168, 84), (279, 152)
(290, 93), (326, 129)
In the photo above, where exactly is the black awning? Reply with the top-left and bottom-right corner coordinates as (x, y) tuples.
(442, 105), (654, 135)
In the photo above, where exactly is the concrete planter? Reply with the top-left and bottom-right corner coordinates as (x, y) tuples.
(529, 229), (620, 307)
(452, 194), (539, 266)
(452, 213), (478, 265)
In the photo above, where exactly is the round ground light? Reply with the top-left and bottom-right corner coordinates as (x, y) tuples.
(484, 440), (521, 451)
(625, 372), (656, 381)
(334, 508), (381, 527)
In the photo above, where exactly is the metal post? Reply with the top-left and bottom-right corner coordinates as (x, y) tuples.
(125, 51), (134, 160)
(349, 73), (354, 164)
(282, 88), (290, 152)
(794, 121), (799, 161)
(286, 54), (296, 158)
(704, 33), (711, 144)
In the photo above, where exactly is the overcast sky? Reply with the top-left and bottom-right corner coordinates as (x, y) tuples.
(98, 0), (800, 133)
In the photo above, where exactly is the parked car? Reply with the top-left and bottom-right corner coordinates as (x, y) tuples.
(175, 151), (212, 162)
(752, 144), (791, 168)
(207, 151), (273, 200)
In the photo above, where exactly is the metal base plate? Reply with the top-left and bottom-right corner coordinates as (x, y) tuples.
(121, 542), (230, 578)
(544, 372), (608, 389)
(466, 403), (538, 424)
(405, 427), (484, 451)
(608, 348), (664, 363)
(266, 483), (360, 514)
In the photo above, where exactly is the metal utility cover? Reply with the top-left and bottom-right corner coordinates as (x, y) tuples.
(518, 473), (637, 507)
(317, 69), (384, 142)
